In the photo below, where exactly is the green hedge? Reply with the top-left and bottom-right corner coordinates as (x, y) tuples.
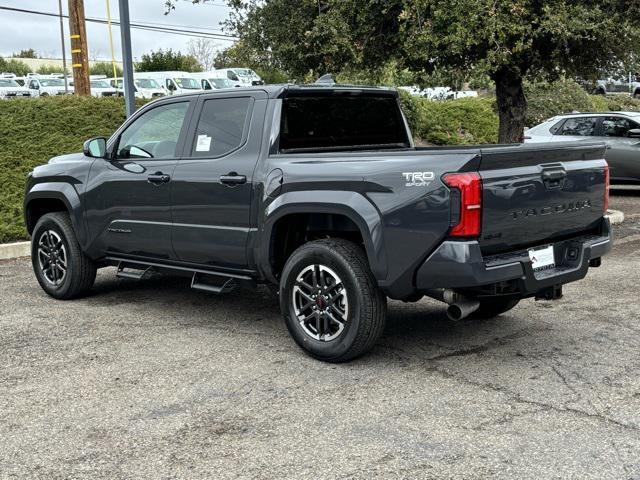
(399, 91), (498, 144)
(2, 85), (640, 243)
(0, 96), (129, 243)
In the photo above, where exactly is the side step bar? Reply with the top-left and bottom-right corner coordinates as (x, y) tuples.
(116, 262), (153, 280)
(108, 257), (256, 294)
(191, 273), (237, 294)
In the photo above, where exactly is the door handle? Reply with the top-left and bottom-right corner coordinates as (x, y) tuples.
(147, 172), (171, 184)
(220, 172), (247, 186)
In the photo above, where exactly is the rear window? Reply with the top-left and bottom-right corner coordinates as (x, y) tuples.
(558, 117), (597, 136)
(279, 95), (410, 152)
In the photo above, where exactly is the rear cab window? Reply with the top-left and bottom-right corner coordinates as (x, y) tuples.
(279, 92), (411, 153)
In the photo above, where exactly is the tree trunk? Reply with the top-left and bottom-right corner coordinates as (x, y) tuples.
(492, 67), (527, 144)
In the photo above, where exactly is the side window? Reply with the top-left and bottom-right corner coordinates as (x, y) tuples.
(559, 117), (597, 136)
(227, 71), (239, 81)
(29, 80), (38, 89)
(115, 102), (189, 160)
(190, 97), (251, 157)
(602, 117), (639, 137)
(201, 79), (211, 90)
(166, 79), (175, 91)
(549, 119), (565, 135)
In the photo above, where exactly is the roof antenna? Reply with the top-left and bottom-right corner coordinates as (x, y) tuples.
(315, 73), (336, 84)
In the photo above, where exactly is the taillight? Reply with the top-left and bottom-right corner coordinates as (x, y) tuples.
(443, 172), (482, 238)
(603, 164), (610, 213)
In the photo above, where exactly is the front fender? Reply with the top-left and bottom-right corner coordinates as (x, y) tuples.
(256, 190), (386, 283)
(24, 182), (87, 246)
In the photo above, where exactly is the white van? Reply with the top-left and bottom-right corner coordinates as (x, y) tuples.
(136, 71), (202, 95)
(215, 68), (263, 87)
(110, 77), (165, 99)
(190, 71), (239, 90)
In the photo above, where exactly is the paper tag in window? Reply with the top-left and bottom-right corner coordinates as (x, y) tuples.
(196, 134), (212, 152)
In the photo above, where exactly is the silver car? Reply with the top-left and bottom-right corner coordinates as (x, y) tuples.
(525, 112), (640, 184)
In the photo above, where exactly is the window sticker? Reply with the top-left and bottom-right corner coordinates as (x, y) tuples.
(196, 134), (212, 152)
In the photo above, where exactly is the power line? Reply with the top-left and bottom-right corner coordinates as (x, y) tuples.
(0, 5), (238, 41)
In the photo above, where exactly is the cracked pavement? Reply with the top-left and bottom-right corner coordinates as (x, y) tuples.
(1, 188), (639, 479)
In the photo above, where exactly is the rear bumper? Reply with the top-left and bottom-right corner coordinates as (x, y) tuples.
(416, 218), (612, 296)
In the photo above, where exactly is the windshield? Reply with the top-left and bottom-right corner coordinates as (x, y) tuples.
(136, 78), (159, 89)
(40, 79), (65, 87)
(211, 78), (234, 89)
(91, 80), (110, 88)
(0, 79), (20, 88)
(175, 77), (199, 89)
(233, 69), (253, 77)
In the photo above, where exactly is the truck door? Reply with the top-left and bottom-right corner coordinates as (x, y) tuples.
(170, 91), (267, 268)
(84, 98), (194, 260)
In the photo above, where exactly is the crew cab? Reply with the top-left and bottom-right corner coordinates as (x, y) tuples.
(24, 84), (612, 362)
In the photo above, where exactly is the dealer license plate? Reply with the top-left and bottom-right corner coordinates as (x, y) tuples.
(528, 245), (555, 271)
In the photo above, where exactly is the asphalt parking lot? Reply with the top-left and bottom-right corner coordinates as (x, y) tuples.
(1, 188), (639, 480)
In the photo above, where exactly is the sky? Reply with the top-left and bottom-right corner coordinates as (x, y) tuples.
(0, 0), (235, 61)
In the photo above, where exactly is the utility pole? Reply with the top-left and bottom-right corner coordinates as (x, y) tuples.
(118, 0), (136, 117)
(58, 0), (69, 93)
(68, 0), (90, 96)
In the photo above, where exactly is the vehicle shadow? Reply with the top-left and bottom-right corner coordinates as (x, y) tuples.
(89, 270), (517, 361)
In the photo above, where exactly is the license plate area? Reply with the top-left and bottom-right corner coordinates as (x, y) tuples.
(528, 244), (555, 272)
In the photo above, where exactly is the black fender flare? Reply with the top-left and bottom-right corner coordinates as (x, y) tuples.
(24, 183), (87, 246)
(257, 190), (387, 283)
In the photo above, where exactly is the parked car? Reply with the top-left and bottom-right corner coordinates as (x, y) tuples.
(136, 71), (202, 95)
(525, 112), (640, 184)
(191, 71), (239, 90)
(595, 76), (640, 97)
(109, 77), (165, 99)
(24, 84), (611, 362)
(216, 68), (263, 87)
(26, 76), (73, 96)
(0, 78), (32, 99)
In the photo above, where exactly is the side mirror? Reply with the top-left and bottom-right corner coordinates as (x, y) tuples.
(83, 137), (107, 158)
(628, 129), (640, 138)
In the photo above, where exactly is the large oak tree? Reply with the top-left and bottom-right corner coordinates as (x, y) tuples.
(170, 0), (640, 142)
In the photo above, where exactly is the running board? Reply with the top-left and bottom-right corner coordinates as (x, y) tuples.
(191, 273), (237, 294)
(116, 262), (153, 280)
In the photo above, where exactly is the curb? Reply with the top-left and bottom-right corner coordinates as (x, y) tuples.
(0, 241), (30, 260)
(606, 209), (625, 225)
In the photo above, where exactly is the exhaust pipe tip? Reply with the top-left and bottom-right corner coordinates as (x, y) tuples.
(446, 300), (481, 321)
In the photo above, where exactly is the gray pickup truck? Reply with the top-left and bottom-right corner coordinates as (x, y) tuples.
(24, 84), (612, 362)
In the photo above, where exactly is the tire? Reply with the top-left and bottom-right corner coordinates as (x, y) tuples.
(31, 212), (97, 299)
(471, 296), (520, 319)
(279, 238), (386, 362)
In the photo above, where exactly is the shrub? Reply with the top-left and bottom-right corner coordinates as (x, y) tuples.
(36, 64), (67, 75)
(0, 57), (31, 76)
(0, 96), (130, 243)
(524, 79), (594, 126)
(399, 91), (498, 144)
(90, 62), (123, 78)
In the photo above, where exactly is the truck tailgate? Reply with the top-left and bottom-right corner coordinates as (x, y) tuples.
(478, 143), (608, 254)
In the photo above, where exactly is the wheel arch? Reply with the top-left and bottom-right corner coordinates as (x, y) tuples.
(25, 183), (86, 245)
(258, 191), (387, 284)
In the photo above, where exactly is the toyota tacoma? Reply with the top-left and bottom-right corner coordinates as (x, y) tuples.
(24, 84), (612, 361)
